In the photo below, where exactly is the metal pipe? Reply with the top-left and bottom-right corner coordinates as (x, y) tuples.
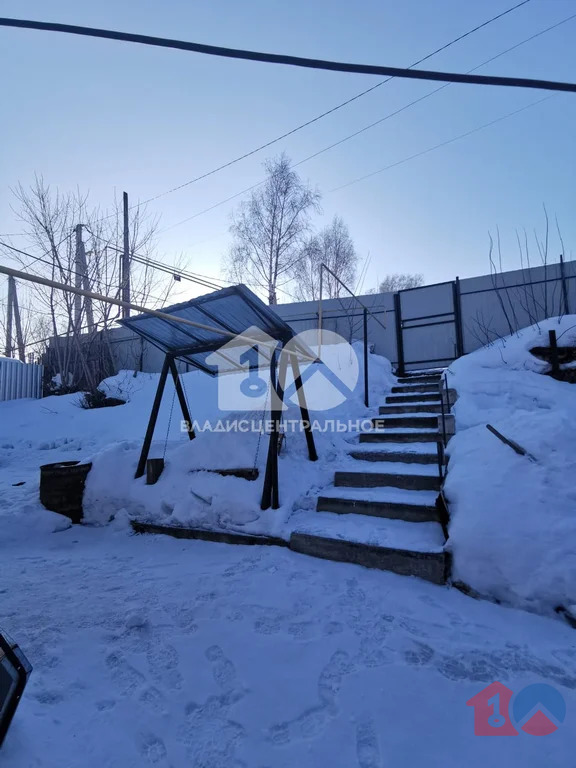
(0, 263), (317, 364)
(363, 307), (369, 408)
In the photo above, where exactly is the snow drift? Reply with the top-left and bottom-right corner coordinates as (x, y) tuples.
(445, 316), (576, 614)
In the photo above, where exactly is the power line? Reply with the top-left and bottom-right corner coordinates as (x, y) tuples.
(331, 94), (552, 193)
(0, 240), (174, 306)
(2, 16), (575, 93)
(127, 0), (534, 207)
(289, 12), (576, 172)
(160, 12), (573, 234)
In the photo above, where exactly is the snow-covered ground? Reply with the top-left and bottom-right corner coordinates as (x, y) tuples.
(445, 316), (576, 614)
(2, 330), (576, 765)
(2, 523), (576, 767)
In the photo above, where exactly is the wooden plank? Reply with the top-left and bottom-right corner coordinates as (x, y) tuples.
(131, 520), (288, 547)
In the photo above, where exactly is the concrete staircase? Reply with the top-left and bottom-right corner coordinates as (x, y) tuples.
(290, 370), (454, 585)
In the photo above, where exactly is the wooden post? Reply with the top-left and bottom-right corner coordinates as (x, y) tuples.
(135, 355), (171, 478)
(10, 277), (25, 361)
(74, 224), (83, 330)
(4, 276), (14, 356)
(168, 359), (195, 440)
(122, 191), (131, 318)
(77, 232), (94, 332)
(549, 329), (560, 376)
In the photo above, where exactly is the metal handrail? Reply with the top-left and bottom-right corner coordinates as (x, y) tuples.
(436, 372), (450, 483)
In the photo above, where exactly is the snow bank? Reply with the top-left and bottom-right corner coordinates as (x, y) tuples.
(0, 343), (394, 539)
(445, 316), (576, 614)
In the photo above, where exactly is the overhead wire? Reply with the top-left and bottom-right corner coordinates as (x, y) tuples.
(114, 0), (535, 209)
(4, 12), (574, 92)
(160, 11), (575, 234)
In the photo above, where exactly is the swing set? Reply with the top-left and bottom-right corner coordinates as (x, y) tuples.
(119, 284), (318, 510)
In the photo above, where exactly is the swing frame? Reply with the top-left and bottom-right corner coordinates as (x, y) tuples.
(122, 284), (318, 508)
(134, 344), (318, 510)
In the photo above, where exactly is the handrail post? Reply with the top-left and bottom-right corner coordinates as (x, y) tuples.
(363, 307), (369, 408)
(440, 374), (448, 448)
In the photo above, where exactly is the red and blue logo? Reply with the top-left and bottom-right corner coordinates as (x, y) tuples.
(467, 681), (566, 736)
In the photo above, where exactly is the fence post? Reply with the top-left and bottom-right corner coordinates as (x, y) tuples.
(393, 292), (405, 376)
(549, 329), (560, 376)
(363, 308), (369, 407)
(559, 254), (570, 316)
(453, 276), (464, 358)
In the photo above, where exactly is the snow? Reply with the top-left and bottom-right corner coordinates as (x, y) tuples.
(445, 316), (576, 614)
(292, 511), (446, 551)
(2, 333), (576, 765)
(2, 527), (576, 767)
(319, 486), (439, 507)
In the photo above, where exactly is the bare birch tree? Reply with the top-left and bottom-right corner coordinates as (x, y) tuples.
(293, 216), (358, 301)
(226, 154), (320, 304)
(1, 177), (175, 391)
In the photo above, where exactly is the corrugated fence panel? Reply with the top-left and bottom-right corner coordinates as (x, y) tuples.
(0, 360), (43, 402)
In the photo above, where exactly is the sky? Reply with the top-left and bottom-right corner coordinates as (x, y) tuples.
(1, 0), (575, 306)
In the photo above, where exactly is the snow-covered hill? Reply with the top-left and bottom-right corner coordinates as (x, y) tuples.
(446, 316), (576, 614)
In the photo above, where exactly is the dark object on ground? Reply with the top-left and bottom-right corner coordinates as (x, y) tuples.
(78, 388), (126, 409)
(190, 467), (259, 481)
(11, 482), (25, 487)
(39, 461), (92, 523)
(0, 629), (32, 749)
(530, 345), (576, 365)
(146, 458), (164, 485)
(555, 605), (576, 629)
(486, 424), (537, 463)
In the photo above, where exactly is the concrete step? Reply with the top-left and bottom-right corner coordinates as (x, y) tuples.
(335, 469), (440, 492)
(392, 383), (440, 394)
(386, 393), (441, 404)
(379, 404), (443, 414)
(397, 375), (442, 385)
(290, 514), (448, 584)
(317, 486), (439, 521)
(359, 431), (439, 443)
(349, 448), (438, 464)
(371, 416), (438, 430)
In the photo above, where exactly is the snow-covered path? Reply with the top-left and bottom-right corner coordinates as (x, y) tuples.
(2, 525), (575, 767)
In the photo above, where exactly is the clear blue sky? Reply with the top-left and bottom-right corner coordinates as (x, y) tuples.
(1, 0), (575, 301)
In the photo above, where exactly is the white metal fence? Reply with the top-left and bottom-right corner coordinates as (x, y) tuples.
(0, 359), (43, 402)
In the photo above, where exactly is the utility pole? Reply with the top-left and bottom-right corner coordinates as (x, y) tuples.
(74, 223), (94, 333)
(4, 277), (14, 357)
(11, 277), (25, 360)
(122, 191), (131, 318)
(74, 224), (83, 330)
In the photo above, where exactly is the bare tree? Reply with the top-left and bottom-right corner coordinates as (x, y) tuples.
(1, 177), (176, 391)
(226, 154), (320, 304)
(377, 273), (424, 293)
(293, 216), (358, 301)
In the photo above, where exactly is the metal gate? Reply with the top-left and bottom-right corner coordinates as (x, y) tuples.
(394, 279), (463, 374)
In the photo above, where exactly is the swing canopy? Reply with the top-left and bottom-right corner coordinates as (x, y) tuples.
(118, 284), (299, 373)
